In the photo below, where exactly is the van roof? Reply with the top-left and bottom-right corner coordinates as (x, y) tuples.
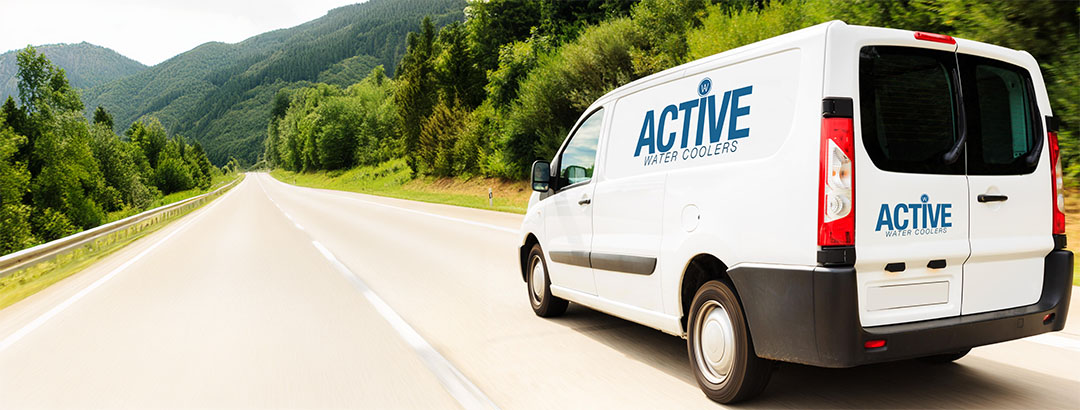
(587, 20), (1030, 111)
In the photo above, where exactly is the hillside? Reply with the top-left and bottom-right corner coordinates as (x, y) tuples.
(0, 42), (146, 103)
(83, 0), (465, 165)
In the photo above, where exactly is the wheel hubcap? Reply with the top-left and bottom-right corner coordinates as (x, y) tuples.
(694, 300), (736, 384)
(530, 256), (545, 304)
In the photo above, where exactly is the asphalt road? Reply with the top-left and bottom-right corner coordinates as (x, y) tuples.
(0, 172), (1077, 409)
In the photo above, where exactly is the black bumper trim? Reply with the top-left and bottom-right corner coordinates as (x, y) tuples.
(728, 250), (1073, 368)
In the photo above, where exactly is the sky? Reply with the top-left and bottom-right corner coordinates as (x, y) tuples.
(0, 0), (365, 66)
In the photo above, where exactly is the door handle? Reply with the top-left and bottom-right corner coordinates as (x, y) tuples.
(977, 194), (1008, 203)
(578, 197), (591, 205)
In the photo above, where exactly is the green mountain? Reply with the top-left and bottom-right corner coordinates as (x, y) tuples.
(82, 0), (465, 166)
(0, 42), (147, 104)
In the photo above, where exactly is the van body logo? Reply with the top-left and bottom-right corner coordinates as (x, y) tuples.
(876, 194), (953, 237)
(634, 79), (753, 167)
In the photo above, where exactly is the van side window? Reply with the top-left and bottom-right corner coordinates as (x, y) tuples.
(859, 46), (963, 175)
(557, 108), (604, 189)
(961, 55), (1039, 175)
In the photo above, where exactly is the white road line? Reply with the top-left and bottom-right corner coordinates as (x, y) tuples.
(311, 241), (499, 410)
(1025, 333), (1080, 352)
(265, 174), (518, 235)
(0, 180), (241, 354)
(257, 176), (497, 409)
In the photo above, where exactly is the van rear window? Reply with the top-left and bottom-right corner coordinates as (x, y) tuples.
(960, 55), (1040, 175)
(859, 46), (963, 175)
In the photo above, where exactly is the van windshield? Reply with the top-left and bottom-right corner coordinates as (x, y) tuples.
(859, 46), (963, 175)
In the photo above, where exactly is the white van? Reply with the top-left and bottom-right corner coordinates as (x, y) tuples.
(517, 21), (1073, 403)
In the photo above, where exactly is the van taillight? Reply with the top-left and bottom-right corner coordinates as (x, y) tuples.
(819, 116), (855, 246)
(1049, 130), (1065, 234)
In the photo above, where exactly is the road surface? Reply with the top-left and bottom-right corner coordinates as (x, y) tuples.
(0, 173), (1077, 409)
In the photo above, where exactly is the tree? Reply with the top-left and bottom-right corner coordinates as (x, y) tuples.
(0, 121), (35, 253)
(92, 106), (114, 129)
(152, 152), (194, 194)
(433, 22), (485, 108)
(30, 111), (106, 232)
(15, 46), (51, 114)
(465, 0), (542, 74)
(127, 118), (167, 169)
(394, 17), (438, 168)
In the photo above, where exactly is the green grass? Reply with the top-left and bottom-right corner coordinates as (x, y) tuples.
(269, 159), (531, 214)
(0, 173), (243, 311)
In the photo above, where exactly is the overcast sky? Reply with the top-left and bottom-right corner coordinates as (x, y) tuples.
(0, 0), (365, 66)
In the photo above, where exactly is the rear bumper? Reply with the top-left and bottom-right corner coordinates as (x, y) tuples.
(727, 250), (1073, 368)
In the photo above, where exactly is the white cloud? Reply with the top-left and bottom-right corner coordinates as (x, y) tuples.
(0, 0), (365, 65)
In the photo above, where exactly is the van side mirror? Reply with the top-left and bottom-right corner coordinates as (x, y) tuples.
(531, 160), (551, 192)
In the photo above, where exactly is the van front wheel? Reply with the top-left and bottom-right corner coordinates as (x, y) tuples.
(526, 244), (568, 317)
(687, 280), (773, 403)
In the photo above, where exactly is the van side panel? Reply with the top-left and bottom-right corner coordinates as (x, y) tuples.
(638, 32), (827, 318)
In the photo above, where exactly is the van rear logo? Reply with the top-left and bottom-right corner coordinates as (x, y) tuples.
(876, 194), (953, 237)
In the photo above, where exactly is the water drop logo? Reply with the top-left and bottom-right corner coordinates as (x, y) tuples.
(698, 78), (712, 97)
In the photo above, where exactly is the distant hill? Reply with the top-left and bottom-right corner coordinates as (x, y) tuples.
(0, 42), (147, 104)
(83, 0), (466, 165)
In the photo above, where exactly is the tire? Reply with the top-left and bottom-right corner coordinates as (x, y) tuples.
(920, 348), (971, 364)
(687, 280), (773, 404)
(526, 243), (568, 317)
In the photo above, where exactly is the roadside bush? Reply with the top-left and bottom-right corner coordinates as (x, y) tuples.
(503, 18), (646, 177)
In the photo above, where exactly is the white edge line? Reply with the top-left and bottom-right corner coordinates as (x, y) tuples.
(345, 197), (517, 234)
(263, 174), (518, 235)
(0, 179), (242, 353)
(310, 240), (498, 410)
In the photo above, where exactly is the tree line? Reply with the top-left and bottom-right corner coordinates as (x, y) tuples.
(260, 0), (1078, 184)
(0, 46), (229, 255)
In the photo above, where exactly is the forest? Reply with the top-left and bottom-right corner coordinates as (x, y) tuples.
(0, 46), (230, 255)
(261, 0), (1079, 184)
(81, 0), (466, 166)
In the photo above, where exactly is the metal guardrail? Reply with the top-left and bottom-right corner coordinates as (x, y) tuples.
(0, 176), (243, 278)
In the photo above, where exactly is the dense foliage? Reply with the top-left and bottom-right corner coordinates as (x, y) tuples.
(263, 0), (1078, 183)
(0, 47), (221, 255)
(81, 0), (466, 166)
(0, 42), (147, 104)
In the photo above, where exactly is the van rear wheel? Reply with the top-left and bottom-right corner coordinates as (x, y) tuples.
(687, 280), (773, 403)
(526, 244), (568, 317)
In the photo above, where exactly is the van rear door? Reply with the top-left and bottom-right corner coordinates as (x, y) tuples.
(955, 45), (1052, 315)
(855, 45), (969, 327)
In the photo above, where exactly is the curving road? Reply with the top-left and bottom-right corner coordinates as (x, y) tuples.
(0, 173), (1077, 409)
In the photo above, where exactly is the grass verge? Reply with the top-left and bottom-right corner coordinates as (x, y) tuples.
(0, 173), (243, 311)
(269, 159), (531, 214)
